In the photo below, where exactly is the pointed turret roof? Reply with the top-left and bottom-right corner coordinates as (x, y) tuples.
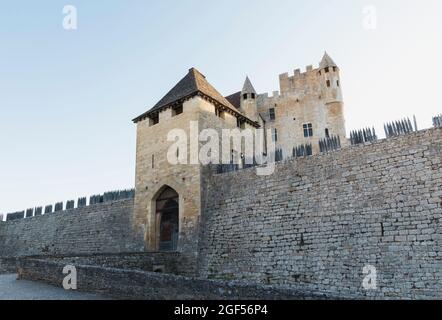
(242, 76), (257, 94)
(319, 52), (338, 69)
(133, 68), (257, 125)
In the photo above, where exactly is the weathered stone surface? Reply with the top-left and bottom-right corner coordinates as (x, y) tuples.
(0, 199), (143, 257)
(18, 258), (328, 300)
(37, 252), (196, 277)
(199, 128), (442, 300)
(0, 258), (18, 273)
(257, 60), (347, 156)
(133, 95), (249, 269)
(2, 128), (442, 300)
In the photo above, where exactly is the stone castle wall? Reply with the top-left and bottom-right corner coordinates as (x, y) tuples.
(199, 128), (442, 299)
(1, 127), (442, 299)
(0, 199), (143, 258)
(18, 258), (327, 300)
(32, 252), (197, 277)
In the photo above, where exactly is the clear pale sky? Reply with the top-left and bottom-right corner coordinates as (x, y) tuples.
(1, 0), (441, 215)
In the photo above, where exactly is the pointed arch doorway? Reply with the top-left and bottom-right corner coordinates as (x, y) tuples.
(156, 187), (179, 251)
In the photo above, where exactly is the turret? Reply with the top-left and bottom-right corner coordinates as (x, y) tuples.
(318, 52), (347, 145)
(240, 77), (259, 122)
(318, 52), (343, 104)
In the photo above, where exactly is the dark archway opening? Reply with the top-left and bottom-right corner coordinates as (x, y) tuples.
(156, 187), (179, 252)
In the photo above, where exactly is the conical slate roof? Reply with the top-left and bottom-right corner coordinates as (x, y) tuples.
(133, 68), (254, 124)
(319, 52), (338, 69)
(242, 76), (257, 94)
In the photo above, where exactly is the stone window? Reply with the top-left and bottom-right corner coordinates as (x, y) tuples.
(326, 80), (331, 88)
(251, 93), (256, 99)
(152, 154), (155, 169)
(325, 128), (330, 138)
(272, 128), (278, 142)
(337, 80), (340, 87)
(172, 105), (183, 116)
(269, 108), (276, 121)
(149, 113), (159, 126)
(243, 93), (248, 100)
(333, 67), (337, 72)
(303, 123), (313, 138)
(325, 67), (329, 73)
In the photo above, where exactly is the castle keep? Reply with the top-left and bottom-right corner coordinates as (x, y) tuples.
(226, 52), (347, 156)
(0, 54), (441, 300)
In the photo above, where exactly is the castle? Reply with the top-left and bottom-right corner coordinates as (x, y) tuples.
(132, 52), (347, 257)
(1, 53), (441, 300)
(229, 51), (346, 156)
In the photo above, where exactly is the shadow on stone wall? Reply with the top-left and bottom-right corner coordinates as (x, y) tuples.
(17, 258), (330, 300)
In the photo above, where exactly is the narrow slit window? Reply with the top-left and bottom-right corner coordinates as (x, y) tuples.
(326, 80), (331, 87)
(269, 108), (276, 121)
(152, 154), (155, 169)
(272, 128), (278, 142)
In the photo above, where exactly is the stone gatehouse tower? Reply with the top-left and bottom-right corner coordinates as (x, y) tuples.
(132, 68), (259, 259)
(132, 53), (347, 260)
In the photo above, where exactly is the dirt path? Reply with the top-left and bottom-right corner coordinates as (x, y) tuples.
(0, 274), (107, 300)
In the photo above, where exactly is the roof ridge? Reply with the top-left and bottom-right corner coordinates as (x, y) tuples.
(189, 67), (206, 79)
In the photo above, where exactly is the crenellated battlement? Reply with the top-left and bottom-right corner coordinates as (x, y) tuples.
(1, 189), (135, 222)
(279, 63), (326, 82)
(265, 52), (342, 101)
(257, 91), (280, 104)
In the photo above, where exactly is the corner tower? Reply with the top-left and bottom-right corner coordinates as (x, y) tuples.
(318, 52), (347, 144)
(318, 52), (343, 104)
(240, 77), (259, 122)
